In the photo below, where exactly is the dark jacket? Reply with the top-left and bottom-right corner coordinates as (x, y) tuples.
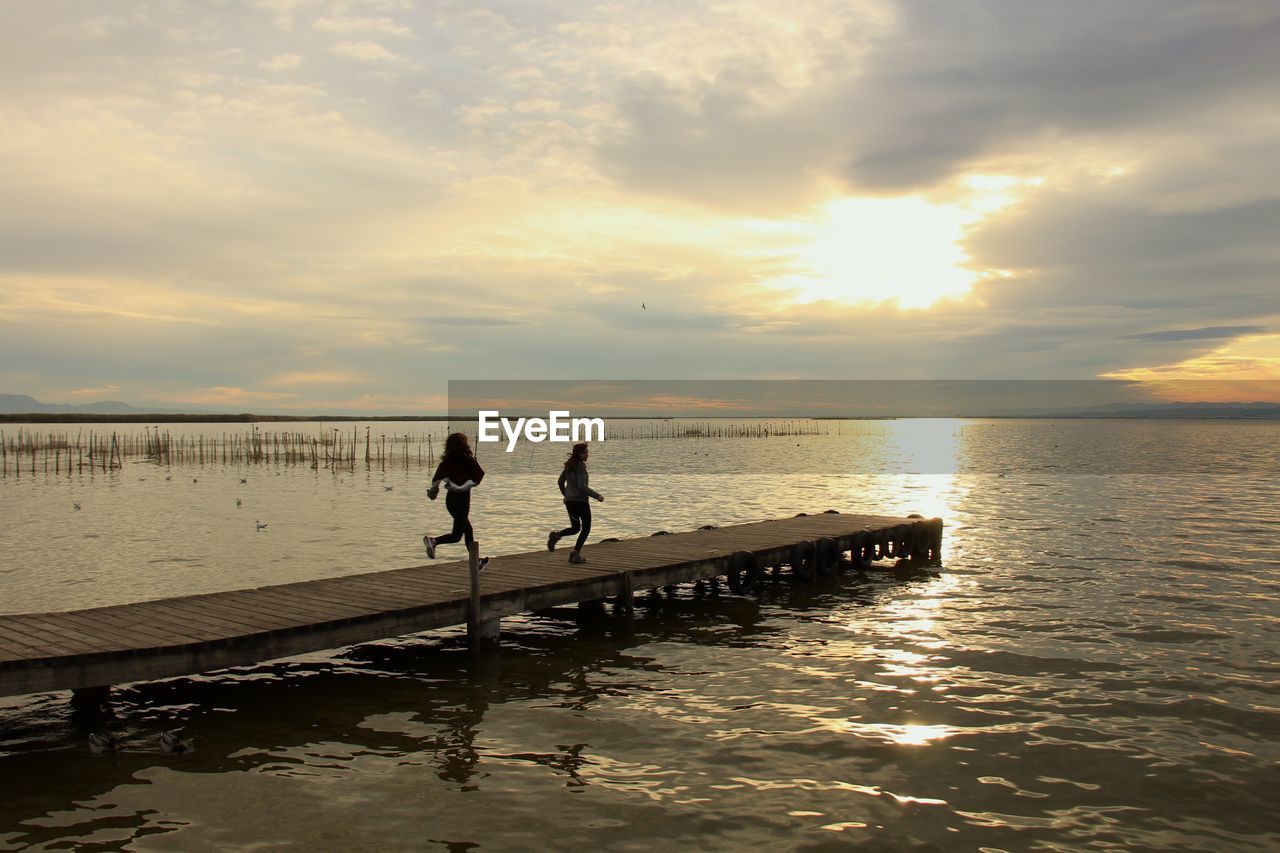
(432, 456), (484, 487)
(558, 462), (600, 502)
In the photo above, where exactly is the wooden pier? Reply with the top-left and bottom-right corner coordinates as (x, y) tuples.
(0, 512), (942, 700)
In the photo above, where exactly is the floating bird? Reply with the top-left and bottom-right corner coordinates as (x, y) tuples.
(88, 732), (118, 753)
(642, 302), (646, 310)
(159, 731), (191, 753)
(73, 502), (81, 511)
(240, 478), (247, 484)
(193, 478), (198, 483)
(165, 475), (172, 481)
(235, 498), (242, 507)
(256, 520), (268, 531)
(383, 485), (393, 491)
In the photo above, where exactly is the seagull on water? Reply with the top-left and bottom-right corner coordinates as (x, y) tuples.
(256, 520), (268, 531)
(88, 732), (118, 753)
(240, 478), (247, 484)
(73, 502), (81, 511)
(383, 485), (393, 491)
(236, 498), (242, 507)
(159, 731), (192, 753)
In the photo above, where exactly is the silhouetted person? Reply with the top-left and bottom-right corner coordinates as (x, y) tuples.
(424, 432), (489, 570)
(547, 442), (603, 563)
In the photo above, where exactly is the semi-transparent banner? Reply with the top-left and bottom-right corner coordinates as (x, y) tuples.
(443, 380), (1280, 474)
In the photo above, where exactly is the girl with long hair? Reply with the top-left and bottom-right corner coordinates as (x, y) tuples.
(547, 442), (603, 564)
(424, 432), (489, 570)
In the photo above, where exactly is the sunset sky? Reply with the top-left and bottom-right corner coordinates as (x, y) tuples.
(2, 1), (1278, 413)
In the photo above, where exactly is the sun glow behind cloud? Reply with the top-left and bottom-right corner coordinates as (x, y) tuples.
(753, 176), (1036, 309)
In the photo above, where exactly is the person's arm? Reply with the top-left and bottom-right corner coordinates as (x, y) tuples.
(445, 478), (477, 493)
(557, 467), (568, 496)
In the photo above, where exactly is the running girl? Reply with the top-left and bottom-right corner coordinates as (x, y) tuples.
(424, 432), (489, 571)
(547, 442), (603, 564)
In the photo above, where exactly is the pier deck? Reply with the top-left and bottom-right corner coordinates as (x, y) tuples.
(0, 512), (942, 698)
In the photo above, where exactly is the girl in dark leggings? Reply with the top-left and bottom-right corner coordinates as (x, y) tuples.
(424, 432), (489, 571)
(547, 442), (603, 563)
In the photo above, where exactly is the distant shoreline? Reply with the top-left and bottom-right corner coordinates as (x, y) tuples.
(1, 412), (1277, 424)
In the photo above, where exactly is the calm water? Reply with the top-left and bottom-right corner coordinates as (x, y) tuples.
(1, 420), (1278, 850)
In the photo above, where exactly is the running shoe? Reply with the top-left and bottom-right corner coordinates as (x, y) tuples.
(423, 535), (436, 559)
(547, 531), (560, 552)
(478, 557), (490, 572)
(568, 551), (586, 564)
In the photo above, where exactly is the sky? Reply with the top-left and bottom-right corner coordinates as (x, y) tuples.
(1, 0), (1278, 414)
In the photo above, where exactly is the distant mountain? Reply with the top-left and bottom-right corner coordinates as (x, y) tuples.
(0, 394), (198, 415)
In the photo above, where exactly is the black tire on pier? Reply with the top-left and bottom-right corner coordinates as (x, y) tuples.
(727, 551), (762, 593)
(791, 540), (817, 581)
(849, 532), (873, 569)
(814, 537), (840, 576)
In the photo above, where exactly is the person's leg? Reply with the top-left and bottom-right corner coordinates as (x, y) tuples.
(436, 492), (470, 545)
(573, 501), (592, 552)
(557, 502), (583, 540)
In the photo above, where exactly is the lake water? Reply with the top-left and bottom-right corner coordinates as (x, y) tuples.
(1, 419), (1278, 850)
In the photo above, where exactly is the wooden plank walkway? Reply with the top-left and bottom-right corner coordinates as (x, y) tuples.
(0, 512), (942, 698)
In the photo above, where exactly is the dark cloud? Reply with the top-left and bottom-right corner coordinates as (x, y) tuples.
(843, 0), (1280, 190)
(1123, 325), (1268, 342)
(407, 315), (527, 327)
(595, 1), (1280, 201)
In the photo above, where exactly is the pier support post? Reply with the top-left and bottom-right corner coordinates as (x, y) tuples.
(928, 518), (944, 566)
(616, 572), (635, 615)
(467, 541), (500, 653)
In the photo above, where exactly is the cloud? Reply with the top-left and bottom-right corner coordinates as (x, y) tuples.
(267, 370), (365, 386)
(314, 16), (413, 38)
(1124, 326), (1269, 342)
(259, 53), (302, 71)
(68, 384), (122, 397)
(331, 40), (401, 63)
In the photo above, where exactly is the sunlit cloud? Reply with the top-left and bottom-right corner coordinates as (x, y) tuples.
(174, 386), (300, 406)
(267, 370), (365, 386)
(68, 385), (122, 398)
(1102, 334), (1280, 401)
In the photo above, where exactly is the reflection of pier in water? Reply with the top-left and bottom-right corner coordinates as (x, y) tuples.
(0, 512), (943, 705)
